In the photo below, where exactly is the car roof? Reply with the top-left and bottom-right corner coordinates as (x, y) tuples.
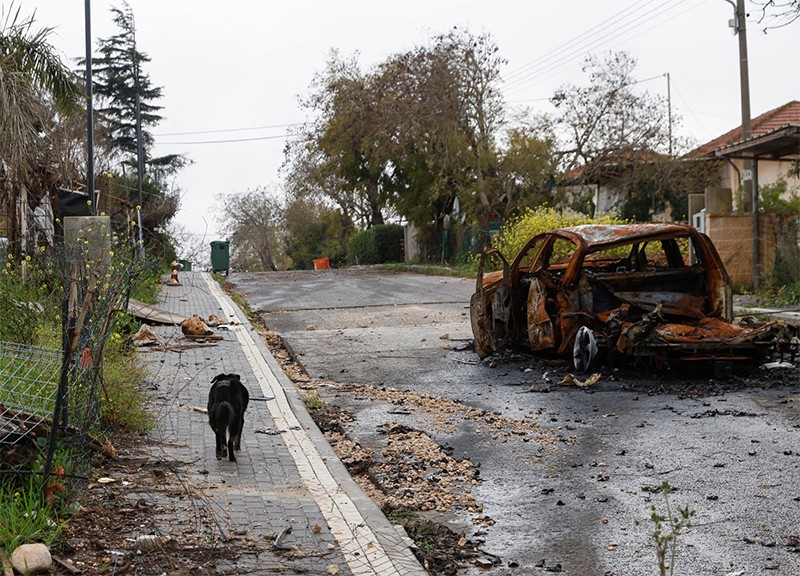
(553, 223), (697, 248)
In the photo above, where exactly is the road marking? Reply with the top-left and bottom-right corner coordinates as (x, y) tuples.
(203, 273), (416, 576)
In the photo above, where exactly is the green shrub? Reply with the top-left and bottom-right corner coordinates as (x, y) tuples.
(0, 256), (59, 345)
(349, 228), (378, 264)
(100, 328), (154, 432)
(373, 224), (404, 263)
(493, 206), (626, 260)
(759, 179), (800, 215)
(349, 224), (404, 265)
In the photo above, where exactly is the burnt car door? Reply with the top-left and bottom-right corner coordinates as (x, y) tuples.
(512, 234), (558, 351)
(470, 249), (512, 358)
(525, 234), (581, 354)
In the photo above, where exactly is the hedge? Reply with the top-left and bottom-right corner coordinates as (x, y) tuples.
(349, 224), (404, 264)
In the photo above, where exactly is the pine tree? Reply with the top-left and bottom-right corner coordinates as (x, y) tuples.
(90, 1), (184, 179)
(81, 1), (185, 261)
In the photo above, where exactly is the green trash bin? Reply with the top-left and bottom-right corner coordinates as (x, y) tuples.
(178, 259), (192, 271)
(210, 240), (230, 275)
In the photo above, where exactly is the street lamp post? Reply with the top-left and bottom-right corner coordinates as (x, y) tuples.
(84, 0), (95, 211)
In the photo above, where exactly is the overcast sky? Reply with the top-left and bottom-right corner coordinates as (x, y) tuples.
(17, 0), (800, 242)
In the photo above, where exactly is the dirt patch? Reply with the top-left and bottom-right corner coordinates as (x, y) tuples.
(57, 435), (265, 575)
(308, 395), (483, 574)
(388, 511), (482, 575)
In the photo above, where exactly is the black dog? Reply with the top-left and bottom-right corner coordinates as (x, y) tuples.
(207, 373), (249, 462)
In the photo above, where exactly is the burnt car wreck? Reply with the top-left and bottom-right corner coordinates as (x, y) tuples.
(470, 223), (799, 372)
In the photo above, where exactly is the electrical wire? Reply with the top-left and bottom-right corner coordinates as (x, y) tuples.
(503, 0), (689, 91)
(503, 0), (703, 96)
(155, 132), (303, 145)
(502, 0), (663, 82)
(154, 122), (302, 137)
(669, 76), (726, 142)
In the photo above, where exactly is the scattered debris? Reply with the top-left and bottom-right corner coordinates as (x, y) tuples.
(51, 556), (80, 575)
(126, 298), (186, 325)
(786, 535), (800, 552)
(132, 324), (163, 347)
(559, 372), (602, 388)
(183, 334), (224, 341)
(59, 436), (262, 574)
(331, 381), (553, 443)
(165, 260), (183, 286)
(180, 403), (208, 415)
(134, 534), (169, 552)
(761, 361), (795, 370)
(392, 514), (479, 574)
(206, 314), (225, 327)
(273, 526), (293, 551)
(180, 315), (214, 337)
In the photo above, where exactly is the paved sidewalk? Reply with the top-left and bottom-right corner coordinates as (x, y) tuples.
(141, 271), (425, 575)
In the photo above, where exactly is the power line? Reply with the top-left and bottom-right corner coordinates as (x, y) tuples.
(503, 0), (674, 90)
(669, 76), (720, 142)
(503, 0), (700, 95)
(504, 1), (688, 93)
(154, 122), (303, 137)
(503, 0), (662, 82)
(155, 132), (303, 145)
(505, 76), (663, 111)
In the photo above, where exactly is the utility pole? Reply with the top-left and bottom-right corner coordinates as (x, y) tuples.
(726, 0), (758, 289)
(132, 18), (145, 260)
(664, 72), (673, 156)
(729, 0), (753, 203)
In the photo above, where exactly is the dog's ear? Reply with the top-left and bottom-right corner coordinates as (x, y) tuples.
(232, 374), (241, 383)
(211, 374), (223, 384)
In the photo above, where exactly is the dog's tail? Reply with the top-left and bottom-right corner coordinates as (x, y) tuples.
(212, 401), (235, 429)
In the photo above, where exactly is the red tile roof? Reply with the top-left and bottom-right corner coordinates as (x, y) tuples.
(688, 100), (800, 157)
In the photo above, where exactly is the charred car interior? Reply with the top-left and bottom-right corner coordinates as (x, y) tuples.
(470, 224), (799, 372)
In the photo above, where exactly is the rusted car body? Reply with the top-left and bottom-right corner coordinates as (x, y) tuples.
(470, 223), (798, 371)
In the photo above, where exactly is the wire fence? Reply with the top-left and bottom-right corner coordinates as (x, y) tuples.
(0, 211), (152, 480)
(0, 342), (61, 446)
(0, 341), (99, 473)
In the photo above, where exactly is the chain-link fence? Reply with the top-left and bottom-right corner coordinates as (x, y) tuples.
(0, 343), (99, 431)
(0, 340), (99, 475)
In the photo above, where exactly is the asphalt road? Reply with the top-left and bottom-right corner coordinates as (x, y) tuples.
(232, 268), (800, 576)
